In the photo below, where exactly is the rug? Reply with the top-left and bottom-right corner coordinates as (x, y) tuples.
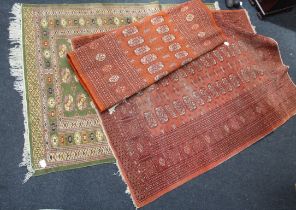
(67, 0), (225, 112)
(9, 1), (217, 182)
(9, 1), (161, 182)
(69, 2), (296, 208)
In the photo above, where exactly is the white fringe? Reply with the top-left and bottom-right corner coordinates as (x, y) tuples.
(214, 1), (220, 10)
(9, 3), (35, 183)
(108, 104), (119, 115)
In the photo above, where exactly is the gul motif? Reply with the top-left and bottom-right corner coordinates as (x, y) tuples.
(155, 107), (169, 123)
(199, 87), (212, 103)
(122, 26), (138, 37)
(165, 104), (178, 118)
(96, 130), (104, 142)
(192, 91), (205, 106)
(74, 132), (82, 145)
(144, 112), (158, 128)
(173, 100), (186, 116)
(215, 80), (227, 95)
(240, 69), (251, 82)
(113, 17), (120, 26)
(229, 74), (241, 87)
(206, 54), (217, 66)
(148, 62), (164, 74)
(141, 54), (157, 65)
(128, 36), (144, 47)
(48, 97), (56, 108)
(222, 77), (233, 92)
(151, 16), (164, 25)
(169, 43), (181, 52)
(76, 93), (87, 110)
(51, 135), (58, 147)
(58, 44), (68, 58)
(199, 56), (210, 68)
(64, 95), (74, 111)
(61, 68), (72, 83)
(162, 34), (175, 43)
(207, 83), (219, 98)
(96, 18), (103, 26)
(183, 96), (197, 111)
(134, 45), (150, 55)
(156, 25), (169, 34)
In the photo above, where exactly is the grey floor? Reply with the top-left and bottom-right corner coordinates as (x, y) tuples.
(0, 0), (296, 209)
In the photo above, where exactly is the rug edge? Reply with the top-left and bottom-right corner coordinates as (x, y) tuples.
(9, 3), (35, 183)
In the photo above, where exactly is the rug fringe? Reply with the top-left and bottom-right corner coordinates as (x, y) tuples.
(214, 1), (220, 10)
(9, 3), (35, 183)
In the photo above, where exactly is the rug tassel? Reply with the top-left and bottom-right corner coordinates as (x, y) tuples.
(9, 3), (35, 183)
(108, 104), (119, 115)
(214, 1), (220, 10)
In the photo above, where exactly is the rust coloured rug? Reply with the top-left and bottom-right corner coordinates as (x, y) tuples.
(68, 0), (296, 207)
(67, 0), (225, 112)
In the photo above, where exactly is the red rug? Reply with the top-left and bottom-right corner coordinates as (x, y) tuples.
(67, 1), (296, 207)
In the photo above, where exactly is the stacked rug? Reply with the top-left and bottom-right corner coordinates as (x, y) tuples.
(9, 0), (296, 207)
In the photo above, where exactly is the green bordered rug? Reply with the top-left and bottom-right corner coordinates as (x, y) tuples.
(8, 1), (218, 182)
